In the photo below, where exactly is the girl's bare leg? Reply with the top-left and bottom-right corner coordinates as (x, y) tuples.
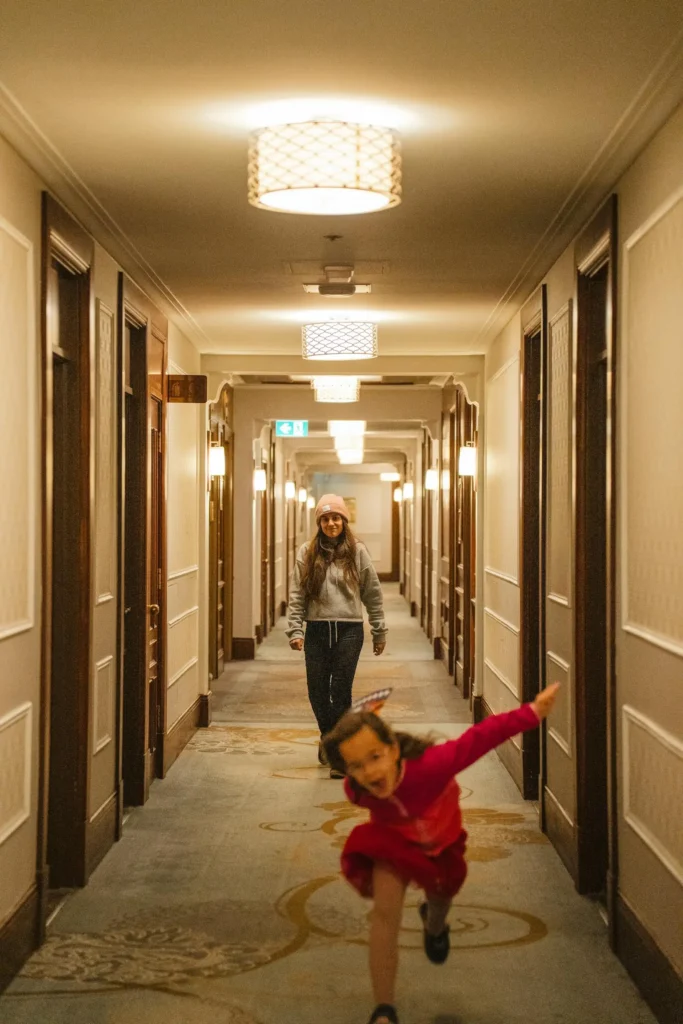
(370, 862), (407, 1014)
(425, 893), (452, 935)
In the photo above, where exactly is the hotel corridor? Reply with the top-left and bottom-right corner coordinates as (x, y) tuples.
(1, 588), (655, 1024)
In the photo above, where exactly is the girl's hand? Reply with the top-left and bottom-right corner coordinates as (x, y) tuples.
(373, 641), (386, 656)
(533, 682), (560, 720)
(289, 638), (304, 651)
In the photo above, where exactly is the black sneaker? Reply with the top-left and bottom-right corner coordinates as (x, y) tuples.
(419, 902), (450, 964)
(318, 741), (328, 766)
(329, 767), (345, 779)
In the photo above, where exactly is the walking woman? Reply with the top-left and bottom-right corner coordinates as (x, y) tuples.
(287, 494), (387, 777)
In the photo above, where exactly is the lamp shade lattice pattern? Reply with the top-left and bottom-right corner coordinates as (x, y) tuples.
(248, 121), (402, 215)
(303, 322), (378, 360)
(312, 376), (360, 403)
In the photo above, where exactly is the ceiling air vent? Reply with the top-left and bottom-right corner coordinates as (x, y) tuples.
(303, 264), (371, 297)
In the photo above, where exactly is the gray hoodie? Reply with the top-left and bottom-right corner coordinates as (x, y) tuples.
(286, 541), (387, 642)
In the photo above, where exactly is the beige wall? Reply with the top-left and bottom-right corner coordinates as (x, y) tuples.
(309, 471), (394, 573)
(167, 327), (205, 729)
(616, 101), (683, 973)
(482, 101), (683, 975)
(0, 135), (42, 925)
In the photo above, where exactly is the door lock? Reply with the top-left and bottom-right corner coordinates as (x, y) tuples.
(149, 603), (160, 614)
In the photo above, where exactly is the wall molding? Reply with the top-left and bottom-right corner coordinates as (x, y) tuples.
(484, 565), (519, 587)
(0, 701), (32, 846)
(484, 605), (520, 636)
(168, 604), (199, 629)
(483, 657), (518, 702)
(0, 883), (39, 993)
(623, 704), (683, 885)
(548, 592), (570, 608)
(486, 352), (520, 386)
(621, 185), (683, 660)
(93, 655), (114, 755)
(168, 564), (199, 582)
(168, 655), (199, 691)
(615, 894), (683, 1024)
(164, 696), (201, 775)
(0, 215), (35, 642)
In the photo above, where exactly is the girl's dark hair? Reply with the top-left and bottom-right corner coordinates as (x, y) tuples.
(323, 711), (434, 776)
(300, 522), (360, 599)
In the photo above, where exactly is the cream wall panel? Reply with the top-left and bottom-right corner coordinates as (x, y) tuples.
(0, 218), (35, 641)
(0, 703), (32, 847)
(546, 651), (571, 757)
(93, 656), (114, 756)
(94, 301), (115, 605)
(622, 191), (683, 655)
(485, 356), (520, 583)
(623, 706), (683, 886)
(168, 607), (199, 688)
(484, 571), (520, 630)
(167, 569), (199, 623)
(483, 663), (519, 717)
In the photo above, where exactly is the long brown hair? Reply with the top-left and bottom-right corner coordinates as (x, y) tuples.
(300, 522), (360, 599)
(323, 711), (434, 776)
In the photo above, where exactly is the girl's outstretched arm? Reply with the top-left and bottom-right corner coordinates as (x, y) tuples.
(423, 683), (560, 784)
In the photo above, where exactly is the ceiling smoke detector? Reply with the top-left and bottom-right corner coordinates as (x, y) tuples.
(303, 264), (371, 297)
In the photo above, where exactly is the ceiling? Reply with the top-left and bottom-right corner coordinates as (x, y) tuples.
(1, 1), (682, 358)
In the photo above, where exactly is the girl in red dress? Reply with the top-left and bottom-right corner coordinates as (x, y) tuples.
(323, 682), (560, 1024)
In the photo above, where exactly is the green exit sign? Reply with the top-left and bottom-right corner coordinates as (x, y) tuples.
(275, 420), (308, 437)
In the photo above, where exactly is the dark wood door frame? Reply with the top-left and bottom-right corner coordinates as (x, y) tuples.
(269, 432), (276, 626)
(117, 275), (167, 807)
(519, 286), (548, 800)
(38, 194), (94, 919)
(573, 196), (618, 928)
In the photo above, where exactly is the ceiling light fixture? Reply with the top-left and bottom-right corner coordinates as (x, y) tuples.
(247, 120), (402, 215)
(328, 420), (366, 437)
(303, 322), (378, 360)
(338, 448), (364, 464)
(334, 434), (363, 452)
(312, 376), (360, 403)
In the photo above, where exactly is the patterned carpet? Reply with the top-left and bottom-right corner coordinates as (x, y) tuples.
(1, 588), (655, 1023)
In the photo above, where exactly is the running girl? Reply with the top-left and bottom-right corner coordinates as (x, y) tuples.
(323, 682), (560, 1024)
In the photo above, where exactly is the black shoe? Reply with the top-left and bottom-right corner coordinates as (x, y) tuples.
(368, 1005), (398, 1024)
(419, 902), (450, 964)
(329, 767), (345, 779)
(318, 741), (328, 766)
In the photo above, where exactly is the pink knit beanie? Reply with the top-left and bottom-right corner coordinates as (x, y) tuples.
(315, 494), (350, 523)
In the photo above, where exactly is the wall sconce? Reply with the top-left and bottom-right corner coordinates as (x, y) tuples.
(209, 445), (226, 477)
(458, 444), (477, 477)
(424, 469), (438, 491)
(380, 471), (400, 482)
(298, 487), (308, 503)
(253, 468), (267, 492)
(403, 481), (414, 501)
(393, 487), (403, 503)
(285, 480), (296, 500)
(306, 495), (316, 510)
(441, 469), (450, 491)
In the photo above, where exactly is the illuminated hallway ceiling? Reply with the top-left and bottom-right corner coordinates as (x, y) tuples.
(0, 1), (681, 354)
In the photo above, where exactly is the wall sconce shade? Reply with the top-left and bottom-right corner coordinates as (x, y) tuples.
(313, 376), (360, 403)
(298, 487), (308, 503)
(402, 481), (414, 500)
(328, 420), (365, 436)
(247, 121), (402, 216)
(458, 445), (477, 476)
(380, 472), (400, 482)
(307, 495), (316, 509)
(209, 445), (226, 477)
(424, 469), (438, 491)
(284, 480), (296, 500)
(393, 487), (403, 502)
(253, 468), (267, 491)
(303, 321), (378, 360)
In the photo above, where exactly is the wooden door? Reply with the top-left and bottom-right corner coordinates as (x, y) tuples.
(269, 433), (276, 626)
(466, 404), (478, 707)
(147, 384), (164, 780)
(519, 289), (548, 799)
(454, 392), (467, 692)
(41, 198), (93, 891)
(259, 458), (269, 642)
(439, 411), (455, 672)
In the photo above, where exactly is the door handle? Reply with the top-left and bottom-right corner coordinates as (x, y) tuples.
(149, 603), (160, 614)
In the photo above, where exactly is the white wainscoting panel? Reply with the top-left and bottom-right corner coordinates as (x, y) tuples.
(93, 655), (114, 754)
(0, 702), (32, 846)
(0, 217), (35, 640)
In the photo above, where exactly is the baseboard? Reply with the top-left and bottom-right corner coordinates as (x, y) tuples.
(433, 637), (441, 660)
(279, 601), (287, 618)
(399, 582), (405, 596)
(86, 792), (117, 877)
(199, 691), (212, 727)
(479, 696), (525, 794)
(472, 694), (484, 723)
(163, 696), (201, 775)
(0, 884), (39, 993)
(232, 637), (255, 660)
(410, 601), (417, 618)
(255, 624), (263, 645)
(616, 894), (683, 1024)
(378, 571), (399, 583)
(544, 786), (578, 884)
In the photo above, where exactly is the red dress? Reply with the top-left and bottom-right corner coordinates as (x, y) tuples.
(341, 704), (540, 899)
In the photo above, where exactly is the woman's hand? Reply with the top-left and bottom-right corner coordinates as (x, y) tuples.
(289, 638), (304, 652)
(373, 641), (386, 657)
(533, 682), (560, 720)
